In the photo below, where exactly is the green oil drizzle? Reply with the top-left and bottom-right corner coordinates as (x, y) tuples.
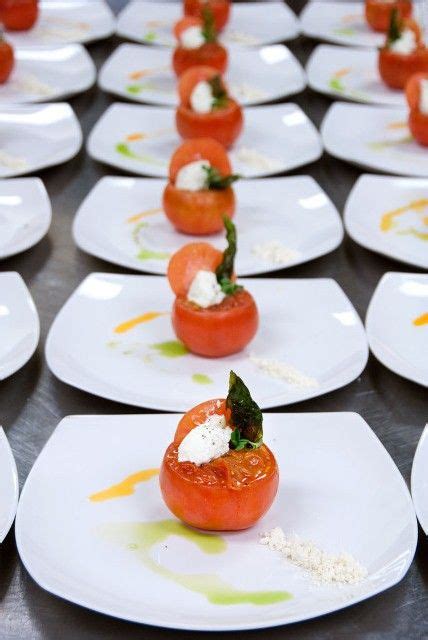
(397, 228), (428, 241)
(99, 519), (292, 606)
(150, 340), (189, 357)
(144, 31), (157, 42)
(333, 27), (356, 36)
(115, 143), (165, 166)
(368, 136), (413, 150)
(329, 77), (345, 92)
(137, 248), (170, 261)
(192, 373), (213, 385)
(126, 82), (157, 95)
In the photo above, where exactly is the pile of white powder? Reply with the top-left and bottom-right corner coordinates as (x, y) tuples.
(252, 240), (300, 265)
(250, 354), (319, 388)
(260, 527), (368, 585)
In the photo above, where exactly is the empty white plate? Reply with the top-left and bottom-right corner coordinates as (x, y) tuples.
(301, 1), (385, 48)
(321, 102), (428, 178)
(0, 44), (95, 104)
(73, 175), (343, 275)
(366, 272), (428, 386)
(0, 427), (18, 543)
(87, 103), (322, 179)
(6, 0), (115, 47)
(0, 103), (82, 178)
(117, 1), (299, 47)
(411, 423), (428, 534)
(307, 45), (405, 106)
(0, 178), (51, 259)
(16, 412), (416, 630)
(45, 273), (368, 411)
(0, 272), (39, 380)
(345, 174), (428, 269)
(99, 43), (305, 107)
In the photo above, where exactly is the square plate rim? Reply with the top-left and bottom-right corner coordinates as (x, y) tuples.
(0, 426), (18, 543)
(411, 423), (428, 535)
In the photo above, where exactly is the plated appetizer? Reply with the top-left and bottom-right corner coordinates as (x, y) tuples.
(378, 9), (428, 89)
(0, 32), (13, 82)
(160, 370), (279, 531)
(172, 9), (227, 77)
(163, 137), (239, 235)
(176, 65), (243, 147)
(365, 0), (411, 32)
(167, 219), (258, 357)
(406, 73), (428, 145)
(0, 0), (38, 31)
(184, 0), (230, 33)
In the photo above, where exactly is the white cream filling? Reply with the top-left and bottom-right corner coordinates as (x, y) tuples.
(175, 159), (210, 191)
(180, 25), (205, 49)
(190, 80), (214, 113)
(389, 29), (416, 55)
(187, 270), (226, 308)
(419, 78), (428, 115)
(177, 413), (232, 465)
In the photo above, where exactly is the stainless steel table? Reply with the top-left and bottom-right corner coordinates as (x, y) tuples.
(0, 1), (427, 637)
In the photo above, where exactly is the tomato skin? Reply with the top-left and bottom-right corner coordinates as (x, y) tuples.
(0, 0), (38, 31)
(379, 47), (428, 89)
(0, 39), (14, 83)
(169, 138), (232, 181)
(175, 398), (227, 443)
(176, 99), (243, 148)
(405, 72), (428, 109)
(160, 442), (278, 530)
(184, 0), (230, 32)
(408, 108), (428, 145)
(167, 242), (223, 297)
(173, 43), (228, 76)
(163, 183), (235, 235)
(178, 65), (221, 106)
(365, 0), (412, 32)
(172, 289), (258, 357)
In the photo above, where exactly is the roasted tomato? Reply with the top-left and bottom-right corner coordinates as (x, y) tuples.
(184, 0), (231, 32)
(365, 0), (412, 32)
(160, 374), (279, 532)
(0, 0), (39, 31)
(172, 289), (258, 357)
(0, 38), (14, 83)
(172, 15), (227, 76)
(167, 221), (258, 357)
(379, 47), (428, 89)
(176, 66), (243, 148)
(163, 137), (237, 235)
(405, 74), (428, 145)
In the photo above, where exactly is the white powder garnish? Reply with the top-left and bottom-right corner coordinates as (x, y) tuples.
(233, 146), (282, 172)
(0, 150), (28, 170)
(250, 354), (318, 388)
(224, 30), (261, 46)
(252, 240), (300, 264)
(229, 82), (267, 102)
(17, 74), (55, 97)
(260, 527), (368, 585)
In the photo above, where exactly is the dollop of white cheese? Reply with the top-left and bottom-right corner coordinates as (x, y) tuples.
(190, 80), (214, 113)
(389, 29), (416, 55)
(419, 78), (428, 115)
(187, 270), (226, 308)
(175, 159), (210, 191)
(178, 413), (232, 465)
(180, 25), (205, 49)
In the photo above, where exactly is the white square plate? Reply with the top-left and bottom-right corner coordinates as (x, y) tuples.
(73, 176), (343, 275)
(6, 0), (115, 47)
(15, 412), (416, 630)
(307, 45), (405, 106)
(0, 272), (39, 380)
(45, 273), (368, 411)
(321, 102), (428, 178)
(0, 44), (95, 104)
(87, 103), (322, 178)
(366, 272), (428, 386)
(0, 103), (82, 178)
(0, 427), (18, 543)
(411, 423), (428, 535)
(0, 178), (51, 259)
(345, 174), (428, 269)
(117, 1), (299, 47)
(301, 1), (385, 48)
(99, 43), (305, 107)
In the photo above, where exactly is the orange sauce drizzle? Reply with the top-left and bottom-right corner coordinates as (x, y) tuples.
(89, 468), (159, 502)
(126, 207), (162, 223)
(413, 313), (428, 326)
(114, 311), (168, 334)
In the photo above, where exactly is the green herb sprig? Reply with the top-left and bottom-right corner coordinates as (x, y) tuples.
(215, 218), (242, 295)
(208, 75), (229, 109)
(203, 165), (240, 190)
(387, 8), (402, 46)
(201, 4), (217, 43)
(227, 371), (263, 448)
